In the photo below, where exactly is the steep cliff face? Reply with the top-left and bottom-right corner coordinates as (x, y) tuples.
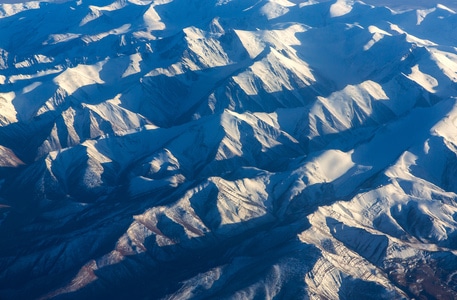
(1, 0), (457, 299)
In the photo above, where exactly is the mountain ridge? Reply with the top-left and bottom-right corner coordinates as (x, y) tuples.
(1, 0), (457, 299)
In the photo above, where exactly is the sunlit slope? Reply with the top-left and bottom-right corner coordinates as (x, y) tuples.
(1, 0), (457, 299)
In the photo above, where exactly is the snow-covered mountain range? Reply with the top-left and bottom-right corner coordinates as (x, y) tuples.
(1, 0), (457, 299)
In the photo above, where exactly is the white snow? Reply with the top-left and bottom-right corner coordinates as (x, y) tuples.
(53, 62), (105, 96)
(363, 26), (391, 51)
(0, 92), (17, 123)
(416, 7), (436, 25)
(44, 33), (81, 45)
(234, 29), (266, 59)
(0, 2), (40, 18)
(405, 64), (439, 93)
(308, 149), (355, 183)
(2, 0), (457, 299)
(143, 4), (165, 31)
(329, 0), (353, 17)
(260, 0), (295, 20)
(121, 53), (143, 78)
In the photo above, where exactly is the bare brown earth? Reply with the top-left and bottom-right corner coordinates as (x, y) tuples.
(386, 258), (457, 299)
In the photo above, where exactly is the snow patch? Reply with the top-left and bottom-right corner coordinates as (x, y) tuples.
(44, 33), (81, 45)
(308, 150), (355, 183)
(22, 81), (42, 94)
(234, 30), (265, 59)
(363, 26), (390, 51)
(260, 0), (294, 20)
(405, 64), (438, 93)
(329, 0), (353, 17)
(53, 62), (105, 96)
(0, 92), (17, 123)
(436, 4), (456, 14)
(416, 8), (436, 25)
(121, 53), (143, 78)
(143, 4), (165, 31)
(0, 2), (40, 18)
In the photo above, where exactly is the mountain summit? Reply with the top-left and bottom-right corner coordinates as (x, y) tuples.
(1, 0), (457, 299)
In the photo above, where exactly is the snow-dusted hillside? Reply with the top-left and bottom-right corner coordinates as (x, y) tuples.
(1, 0), (457, 299)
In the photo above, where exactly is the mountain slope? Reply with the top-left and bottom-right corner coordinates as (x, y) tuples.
(1, 0), (457, 299)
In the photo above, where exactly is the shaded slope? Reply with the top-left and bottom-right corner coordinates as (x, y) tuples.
(1, 0), (457, 299)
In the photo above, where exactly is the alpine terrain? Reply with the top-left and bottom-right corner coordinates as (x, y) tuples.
(1, 0), (457, 299)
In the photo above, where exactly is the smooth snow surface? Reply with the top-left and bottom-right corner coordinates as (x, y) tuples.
(329, 0), (353, 17)
(1, 0), (457, 299)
